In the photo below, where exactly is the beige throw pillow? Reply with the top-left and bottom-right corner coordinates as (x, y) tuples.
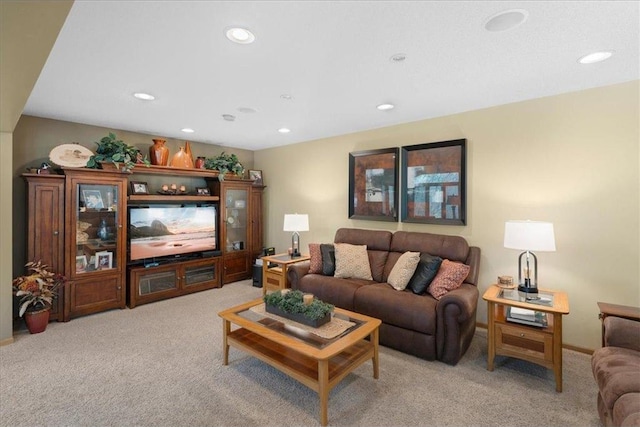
(387, 251), (421, 290)
(334, 243), (372, 280)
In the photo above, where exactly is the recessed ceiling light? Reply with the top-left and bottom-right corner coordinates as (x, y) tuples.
(237, 107), (257, 114)
(377, 103), (395, 111)
(390, 53), (406, 63)
(181, 128), (195, 133)
(225, 27), (255, 44)
(222, 114), (236, 121)
(578, 51), (614, 64)
(280, 94), (293, 100)
(484, 9), (528, 32)
(133, 92), (155, 101)
(278, 128), (291, 134)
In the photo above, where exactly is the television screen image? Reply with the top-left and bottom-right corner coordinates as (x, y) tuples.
(129, 205), (217, 261)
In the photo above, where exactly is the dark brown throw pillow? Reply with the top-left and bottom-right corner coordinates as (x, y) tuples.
(407, 253), (443, 295)
(320, 243), (336, 276)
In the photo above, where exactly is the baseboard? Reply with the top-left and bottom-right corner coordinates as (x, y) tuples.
(0, 336), (15, 347)
(475, 322), (594, 355)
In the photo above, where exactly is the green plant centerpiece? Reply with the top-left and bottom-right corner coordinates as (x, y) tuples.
(204, 151), (244, 181)
(263, 289), (334, 327)
(86, 132), (150, 171)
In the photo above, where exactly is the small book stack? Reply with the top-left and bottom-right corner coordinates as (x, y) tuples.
(507, 306), (548, 327)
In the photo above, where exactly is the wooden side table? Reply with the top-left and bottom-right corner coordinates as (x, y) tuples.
(261, 253), (310, 295)
(483, 285), (570, 392)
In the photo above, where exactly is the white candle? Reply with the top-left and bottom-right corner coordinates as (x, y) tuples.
(280, 289), (290, 295)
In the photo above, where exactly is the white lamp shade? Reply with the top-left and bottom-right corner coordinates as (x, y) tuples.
(504, 220), (556, 252)
(283, 214), (309, 232)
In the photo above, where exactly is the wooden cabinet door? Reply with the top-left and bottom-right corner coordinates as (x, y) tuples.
(250, 186), (264, 262)
(223, 252), (251, 283)
(23, 174), (66, 321)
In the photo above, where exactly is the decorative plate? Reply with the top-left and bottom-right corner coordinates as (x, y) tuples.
(49, 143), (94, 168)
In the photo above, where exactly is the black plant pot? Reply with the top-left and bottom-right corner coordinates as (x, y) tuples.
(265, 304), (331, 328)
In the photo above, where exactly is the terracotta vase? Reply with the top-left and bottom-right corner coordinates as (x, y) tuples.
(170, 146), (194, 168)
(184, 141), (194, 166)
(24, 307), (50, 334)
(149, 139), (169, 166)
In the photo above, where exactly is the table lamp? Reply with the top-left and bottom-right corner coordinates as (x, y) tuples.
(503, 220), (556, 294)
(283, 214), (309, 258)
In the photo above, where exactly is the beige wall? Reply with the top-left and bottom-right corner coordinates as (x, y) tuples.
(255, 80), (640, 351)
(1, 132), (14, 344)
(12, 115), (255, 275)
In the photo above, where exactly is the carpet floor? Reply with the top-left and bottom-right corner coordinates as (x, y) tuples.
(0, 280), (601, 426)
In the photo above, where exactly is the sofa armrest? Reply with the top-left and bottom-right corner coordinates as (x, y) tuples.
(287, 261), (311, 290)
(436, 283), (479, 364)
(604, 316), (640, 351)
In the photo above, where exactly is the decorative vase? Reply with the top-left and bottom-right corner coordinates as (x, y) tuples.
(195, 156), (206, 169)
(170, 146), (194, 168)
(24, 307), (50, 334)
(184, 141), (194, 166)
(149, 139), (169, 166)
(97, 218), (108, 240)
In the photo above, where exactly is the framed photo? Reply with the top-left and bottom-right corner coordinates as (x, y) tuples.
(130, 181), (149, 195)
(196, 187), (210, 195)
(95, 251), (113, 270)
(81, 189), (104, 210)
(401, 139), (466, 225)
(75, 255), (88, 273)
(249, 169), (263, 185)
(348, 148), (399, 221)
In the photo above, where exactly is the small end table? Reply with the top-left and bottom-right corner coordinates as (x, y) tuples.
(261, 253), (310, 295)
(483, 285), (569, 392)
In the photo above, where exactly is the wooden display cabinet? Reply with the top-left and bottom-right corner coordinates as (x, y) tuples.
(22, 174), (66, 321)
(128, 257), (221, 308)
(64, 168), (128, 319)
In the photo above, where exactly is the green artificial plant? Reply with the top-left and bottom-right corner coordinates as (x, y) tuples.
(86, 132), (149, 172)
(263, 289), (334, 321)
(204, 151), (244, 180)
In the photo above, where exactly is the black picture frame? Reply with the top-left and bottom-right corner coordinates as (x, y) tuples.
(348, 147), (399, 222)
(248, 169), (263, 185)
(401, 139), (466, 225)
(130, 181), (149, 195)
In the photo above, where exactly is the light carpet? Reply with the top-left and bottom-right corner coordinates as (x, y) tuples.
(0, 280), (601, 426)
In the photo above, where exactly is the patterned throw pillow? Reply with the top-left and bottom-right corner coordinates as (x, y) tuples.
(308, 243), (322, 274)
(333, 243), (373, 280)
(320, 243), (336, 276)
(407, 253), (443, 295)
(387, 251), (421, 290)
(427, 259), (471, 300)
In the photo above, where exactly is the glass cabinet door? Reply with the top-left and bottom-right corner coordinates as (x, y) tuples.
(224, 187), (248, 252)
(74, 183), (120, 275)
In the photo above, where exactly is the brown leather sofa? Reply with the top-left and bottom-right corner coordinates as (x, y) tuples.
(287, 228), (481, 365)
(591, 306), (640, 426)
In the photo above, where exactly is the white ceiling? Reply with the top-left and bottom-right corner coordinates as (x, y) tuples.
(23, 1), (639, 151)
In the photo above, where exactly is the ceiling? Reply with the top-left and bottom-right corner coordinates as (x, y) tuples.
(23, 1), (639, 151)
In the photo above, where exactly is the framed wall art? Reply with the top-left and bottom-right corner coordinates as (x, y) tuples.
(348, 147), (399, 221)
(401, 139), (466, 225)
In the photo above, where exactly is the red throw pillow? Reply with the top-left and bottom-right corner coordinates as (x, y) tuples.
(308, 243), (322, 274)
(427, 259), (470, 300)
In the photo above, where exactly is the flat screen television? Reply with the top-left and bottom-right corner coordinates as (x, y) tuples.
(128, 204), (217, 262)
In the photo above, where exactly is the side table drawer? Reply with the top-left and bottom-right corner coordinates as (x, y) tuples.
(264, 267), (284, 290)
(496, 323), (553, 363)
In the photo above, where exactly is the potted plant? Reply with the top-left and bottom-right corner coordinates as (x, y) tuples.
(204, 151), (245, 180)
(12, 261), (67, 334)
(86, 132), (150, 172)
(263, 289), (334, 327)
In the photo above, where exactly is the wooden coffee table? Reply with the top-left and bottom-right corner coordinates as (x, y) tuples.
(219, 298), (381, 426)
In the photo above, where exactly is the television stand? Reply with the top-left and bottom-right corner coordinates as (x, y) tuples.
(127, 256), (221, 308)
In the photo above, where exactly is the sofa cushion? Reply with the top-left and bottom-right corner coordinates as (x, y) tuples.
(428, 259), (470, 300)
(387, 251), (420, 290)
(334, 243), (373, 280)
(390, 231), (469, 264)
(354, 283), (437, 335)
(407, 253), (443, 295)
(320, 243), (335, 276)
(308, 243), (323, 274)
(613, 393), (640, 427)
(296, 274), (370, 311)
(592, 346), (640, 414)
(335, 228), (392, 282)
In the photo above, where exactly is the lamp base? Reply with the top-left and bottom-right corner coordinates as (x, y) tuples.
(290, 251), (301, 258)
(518, 285), (538, 294)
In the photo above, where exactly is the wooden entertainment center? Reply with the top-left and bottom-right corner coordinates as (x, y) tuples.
(23, 165), (264, 321)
